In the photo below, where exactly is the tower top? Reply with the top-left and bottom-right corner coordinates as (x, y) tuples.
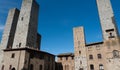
(96, 0), (119, 41)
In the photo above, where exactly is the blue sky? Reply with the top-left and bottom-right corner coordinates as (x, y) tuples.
(0, 0), (120, 55)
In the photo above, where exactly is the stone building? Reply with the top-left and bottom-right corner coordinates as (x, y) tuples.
(0, 0), (120, 70)
(0, 0), (55, 70)
(57, 0), (120, 70)
(56, 53), (74, 70)
(73, 0), (120, 70)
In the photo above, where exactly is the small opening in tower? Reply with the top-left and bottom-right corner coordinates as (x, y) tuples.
(79, 51), (81, 55)
(11, 53), (15, 58)
(109, 32), (115, 38)
(21, 17), (24, 21)
(19, 43), (21, 47)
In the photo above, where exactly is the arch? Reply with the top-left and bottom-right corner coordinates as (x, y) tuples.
(11, 67), (16, 70)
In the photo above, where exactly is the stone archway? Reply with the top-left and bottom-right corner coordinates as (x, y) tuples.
(11, 67), (16, 70)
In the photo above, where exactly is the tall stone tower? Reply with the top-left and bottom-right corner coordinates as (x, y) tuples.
(97, 0), (120, 70)
(0, 8), (20, 68)
(73, 27), (87, 70)
(12, 0), (39, 48)
(96, 0), (119, 41)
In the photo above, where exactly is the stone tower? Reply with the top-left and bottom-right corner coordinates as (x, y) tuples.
(97, 0), (120, 70)
(73, 27), (87, 70)
(0, 8), (20, 68)
(96, 0), (119, 41)
(12, 0), (39, 48)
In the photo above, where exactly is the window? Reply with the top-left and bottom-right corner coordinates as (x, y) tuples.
(19, 43), (21, 47)
(79, 51), (81, 55)
(11, 67), (16, 70)
(109, 32), (115, 38)
(89, 55), (93, 59)
(96, 45), (100, 50)
(1, 65), (4, 70)
(80, 61), (82, 64)
(48, 56), (50, 61)
(39, 65), (42, 70)
(99, 64), (104, 70)
(11, 53), (15, 58)
(72, 57), (74, 60)
(9, 65), (12, 70)
(30, 64), (33, 70)
(98, 54), (102, 59)
(78, 41), (80, 45)
(21, 17), (23, 20)
(60, 57), (62, 60)
(66, 57), (68, 60)
(90, 64), (94, 70)
(105, 29), (115, 38)
(113, 50), (119, 58)
(79, 68), (83, 70)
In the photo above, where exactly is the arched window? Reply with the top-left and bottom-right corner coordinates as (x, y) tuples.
(30, 64), (33, 70)
(99, 64), (104, 70)
(90, 64), (94, 70)
(89, 55), (93, 59)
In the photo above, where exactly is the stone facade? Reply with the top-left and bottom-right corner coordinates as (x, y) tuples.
(72, 0), (120, 70)
(12, 0), (39, 49)
(0, 8), (20, 68)
(2, 48), (55, 70)
(0, 0), (55, 70)
(73, 27), (88, 70)
(57, 0), (120, 70)
(56, 53), (74, 70)
(96, 0), (119, 40)
(0, 0), (120, 70)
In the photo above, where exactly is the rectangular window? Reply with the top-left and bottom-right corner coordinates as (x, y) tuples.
(39, 65), (42, 70)
(66, 57), (68, 60)
(60, 57), (62, 60)
(99, 64), (104, 70)
(72, 57), (74, 60)
(90, 64), (94, 70)
(89, 55), (93, 60)
(9, 65), (12, 70)
(11, 53), (15, 58)
(98, 54), (102, 59)
(21, 17), (24, 21)
(1, 65), (4, 70)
